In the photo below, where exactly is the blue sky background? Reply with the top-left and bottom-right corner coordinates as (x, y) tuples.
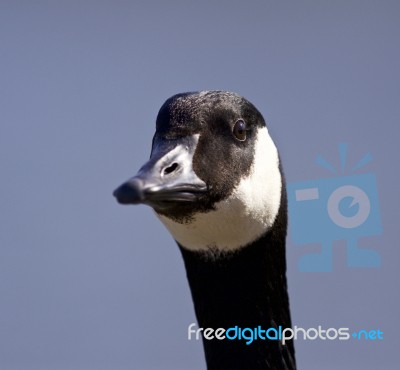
(1, 1), (399, 369)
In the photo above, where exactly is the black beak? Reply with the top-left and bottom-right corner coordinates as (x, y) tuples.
(113, 135), (207, 209)
(113, 177), (146, 205)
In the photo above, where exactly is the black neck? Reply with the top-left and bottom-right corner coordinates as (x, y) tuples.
(179, 194), (296, 370)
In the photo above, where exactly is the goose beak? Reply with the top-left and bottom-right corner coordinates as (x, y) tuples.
(113, 134), (207, 209)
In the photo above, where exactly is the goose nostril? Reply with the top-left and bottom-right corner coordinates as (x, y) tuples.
(163, 162), (179, 175)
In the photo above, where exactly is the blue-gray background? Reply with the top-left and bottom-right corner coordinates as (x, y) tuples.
(1, 1), (399, 369)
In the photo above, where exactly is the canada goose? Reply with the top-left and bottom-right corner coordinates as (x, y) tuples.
(113, 91), (295, 370)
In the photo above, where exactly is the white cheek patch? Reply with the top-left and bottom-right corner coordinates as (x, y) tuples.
(157, 127), (282, 253)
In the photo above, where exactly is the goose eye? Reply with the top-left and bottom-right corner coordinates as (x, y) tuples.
(233, 119), (247, 141)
